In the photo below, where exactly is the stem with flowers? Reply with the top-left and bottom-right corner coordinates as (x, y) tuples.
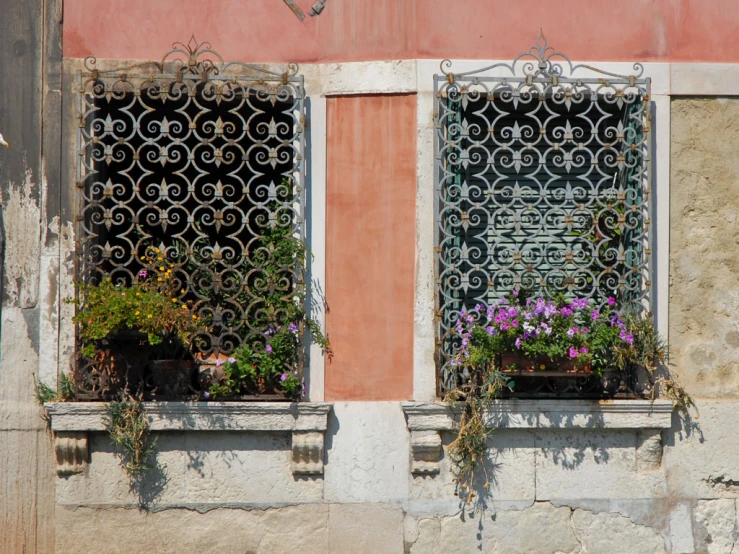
(445, 291), (694, 506)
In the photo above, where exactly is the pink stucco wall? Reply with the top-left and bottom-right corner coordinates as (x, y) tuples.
(325, 95), (416, 401)
(65, 0), (739, 63)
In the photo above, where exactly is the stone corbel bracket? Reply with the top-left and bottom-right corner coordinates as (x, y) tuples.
(45, 402), (333, 476)
(402, 400), (674, 476)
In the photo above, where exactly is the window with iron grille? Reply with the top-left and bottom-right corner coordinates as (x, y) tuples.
(434, 34), (652, 396)
(73, 39), (306, 399)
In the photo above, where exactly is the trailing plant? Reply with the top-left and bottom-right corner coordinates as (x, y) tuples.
(67, 247), (200, 358)
(206, 221), (330, 399)
(103, 391), (157, 477)
(446, 292), (695, 505)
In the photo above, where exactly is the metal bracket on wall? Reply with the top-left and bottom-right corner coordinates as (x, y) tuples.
(309, 0), (328, 16)
(282, 0), (306, 20)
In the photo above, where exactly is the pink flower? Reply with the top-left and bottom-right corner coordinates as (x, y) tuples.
(569, 346), (579, 358)
(280, 373), (288, 381)
(266, 344), (273, 354)
(591, 310), (600, 321)
(138, 270), (147, 278)
(579, 347), (588, 354)
(215, 359), (223, 367)
(607, 297), (616, 306)
(227, 357), (236, 364)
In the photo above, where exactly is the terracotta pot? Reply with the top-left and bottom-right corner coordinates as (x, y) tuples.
(498, 352), (592, 375)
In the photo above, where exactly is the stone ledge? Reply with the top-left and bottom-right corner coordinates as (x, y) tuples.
(402, 399), (674, 431)
(45, 402), (333, 432)
(44, 402), (333, 476)
(402, 400), (674, 476)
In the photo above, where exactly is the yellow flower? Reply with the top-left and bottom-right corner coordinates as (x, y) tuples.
(180, 289), (185, 294)
(147, 314), (152, 319)
(192, 315), (197, 320)
(157, 256), (163, 261)
(182, 305), (187, 310)
(172, 298), (177, 302)
(159, 266), (165, 271)
(135, 311), (140, 316)
(157, 278), (162, 282)
(539, 364), (546, 370)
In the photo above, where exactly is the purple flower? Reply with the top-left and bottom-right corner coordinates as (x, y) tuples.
(203, 391), (211, 399)
(138, 269), (147, 278)
(227, 357), (236, 364)
(572, 298), (589, 309)
(266, 344), (273, 354)
(465, 314), (474, 324)
(500, 323), (509, 331)
(515, 337), (522, 349)
(215, 359), (223, 367)
(581, 327), (589, 334)
(561, 306), (573, 317)
(591, 310), (600, 321)
(579, 347), (588, 354)
(280, 373), (288, 382)
(450, 358), (459, 367)
(485, 325), (495, 336)
(567, 327), (577, 337)
(569, 346), (579, 358)
(511, 319), (519, 328)
(607, 297), (616, 306)
(513, 290), (519, 297)
(619, 329), (635, 345)
(475, 303), (484, 312)
(288, 323), (299, 333)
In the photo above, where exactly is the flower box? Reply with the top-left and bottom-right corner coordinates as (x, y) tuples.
(498, 352), (592, 376)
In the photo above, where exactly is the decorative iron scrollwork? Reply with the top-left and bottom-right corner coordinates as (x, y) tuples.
(434, 33), (652, 396)
(75, 39), (306, 399)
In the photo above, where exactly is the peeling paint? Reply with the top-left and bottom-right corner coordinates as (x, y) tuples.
(2, 168), (41, 309)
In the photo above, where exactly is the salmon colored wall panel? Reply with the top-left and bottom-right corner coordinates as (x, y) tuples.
(65, 0), (739, 63)
(325, 95), (416, 401)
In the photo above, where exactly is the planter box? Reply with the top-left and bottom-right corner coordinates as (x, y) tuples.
(498, 352), (592, 375)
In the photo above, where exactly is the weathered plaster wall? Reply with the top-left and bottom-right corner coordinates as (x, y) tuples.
(48, 400), (739, 553)
(669, 98), (739, 398)
(325, 95), (416, 401)
(62, 0), (739, 64)
(0, 0), (63, 552)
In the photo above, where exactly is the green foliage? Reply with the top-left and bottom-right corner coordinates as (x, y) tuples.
(103, 392), (157, 477)
(67, 249), (200, 358)
(33, 372), (75, 405)
(207, 217), (330, 399)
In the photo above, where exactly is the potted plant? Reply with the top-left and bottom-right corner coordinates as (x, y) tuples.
(68, 247), (200, 397)
(450, 292), (650, 389)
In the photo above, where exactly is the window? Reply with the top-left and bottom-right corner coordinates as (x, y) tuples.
(434, 35), (652, 396)
(74, 38), (306, 399)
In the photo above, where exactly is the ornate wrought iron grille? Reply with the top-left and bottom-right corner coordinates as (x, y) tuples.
(74, 38), (306, 398)
(434, 33), (652, 395)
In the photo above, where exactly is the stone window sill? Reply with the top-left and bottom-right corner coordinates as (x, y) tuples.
(45, 402), (333, 476)
(402, 399), (674, 475)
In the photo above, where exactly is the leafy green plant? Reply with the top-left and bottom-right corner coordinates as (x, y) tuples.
(33, 372), (75, 405)
(67, 247), (200, 358)
(206, 221), (330, 399)
(103, 392), (157, 477)
(446, 292), (695, 505)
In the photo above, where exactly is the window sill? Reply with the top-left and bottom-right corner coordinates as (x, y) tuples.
(401, 399), (674, 475)
(45, 402), (333, 476)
